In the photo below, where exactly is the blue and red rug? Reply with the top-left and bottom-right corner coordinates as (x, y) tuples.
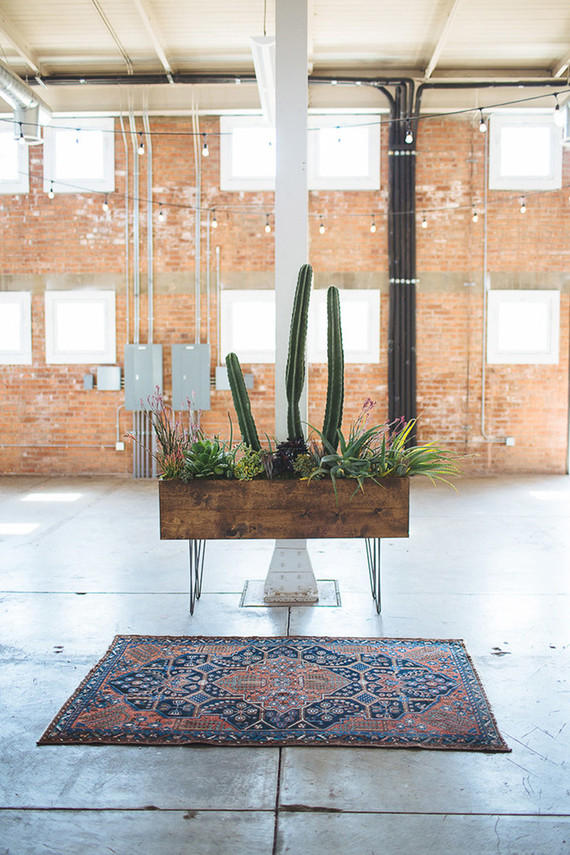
(39, 636), (509, 751)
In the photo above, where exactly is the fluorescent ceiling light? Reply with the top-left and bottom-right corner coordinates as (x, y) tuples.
(0, 522), (40, 535)
(21, 492), (82, 503)
(250, 36), (275, 127)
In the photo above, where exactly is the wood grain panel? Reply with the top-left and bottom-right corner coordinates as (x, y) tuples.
(159, 477), (409, 540)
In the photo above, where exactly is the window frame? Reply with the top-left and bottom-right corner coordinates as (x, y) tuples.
(307, 114), (380, 191)
(45, 290), (116, 364)
(220, 289), (276, 363)
(0, 119), (29, 195)
(43, 116), (115, 194)
(489, 112), (563, 190)
(487, 289), (560, 365)
(308, 289), (380, 364)
(0, 291), (32, 364)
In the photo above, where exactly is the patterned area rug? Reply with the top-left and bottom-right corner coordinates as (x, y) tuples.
(39, 636), (509, 751)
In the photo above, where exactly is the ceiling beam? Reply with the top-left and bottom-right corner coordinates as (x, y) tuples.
(552, 52), (569, 78)
(90, 0), (134, 75)
(0, 10), (42, 75)
(131, 0), (174, 82)
(424, 0), (463, 80)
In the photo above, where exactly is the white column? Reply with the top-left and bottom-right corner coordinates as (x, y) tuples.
(264, 0), (318, 604)
(274, 0), (308, 441)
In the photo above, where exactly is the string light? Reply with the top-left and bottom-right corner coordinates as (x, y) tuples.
(202, 134), (209, 157)
(137, 133), (145, 156)
(319, 216), (326, 234)
(404, 122), (414, 144)
(553, 95), (566, 128)
(211, 209), (218, 228)
(47, 181), (55, 199)
(472, 208), (478, 223)
(421, 214), (427, 229)
(370, 215), (377, 233)
(519, 196), (527, 214)
(158, 203), (165, 222)
(75, 129), (80, 144)
(264, 214), (271, 233)
(18, 122), (25, 145)
(102, 195), (109, 212)
(479, 110), (487, 133)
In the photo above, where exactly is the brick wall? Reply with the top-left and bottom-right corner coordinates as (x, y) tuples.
(0, 115), (568, 476)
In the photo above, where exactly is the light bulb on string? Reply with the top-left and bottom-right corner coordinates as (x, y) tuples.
(421, 214), (427, 229)
(370, 215), (377, 233)
(47, 181), (55, 199)
(18, 122), (26, 145)
(202, 134), (209, 157)
(319, 216), (326, 235)
(264, 214), (271, 233)
(519, 196), (527, 214)
(75, 129), (80, 144)
(404, 122), (413, 144)
(158, 203), (165, 222)
(553, 95), (566, 128)
(211, 209), (218, 229)
(479, 110), (487, 133)
(137, 133), (145, 156)
(472, 208), (478, 223)
(102, 195), (109, 213)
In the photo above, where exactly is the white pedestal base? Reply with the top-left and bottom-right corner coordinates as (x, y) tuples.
(263, 539), (319, 604)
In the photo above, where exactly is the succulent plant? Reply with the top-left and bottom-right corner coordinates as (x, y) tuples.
(182, 438), (233, 480)
(234, 448), (265, 481)
(272, 437), (308, 477)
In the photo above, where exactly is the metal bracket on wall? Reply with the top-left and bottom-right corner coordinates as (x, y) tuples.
(365, 538), (382, 613)
(188, 539), (206, 615)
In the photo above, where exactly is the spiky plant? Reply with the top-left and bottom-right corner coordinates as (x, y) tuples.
(322, 285), (344, 452)
(285, 263), (312, 441)
(226, 352), (261, 451)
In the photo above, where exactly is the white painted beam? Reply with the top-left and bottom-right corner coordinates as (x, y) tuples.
(274, 0), (308, 442)
(424, 0), (463, 80)
(131, 0), (174, 82)
(552, 53), (570, 78)
(0, 11), (42, 75)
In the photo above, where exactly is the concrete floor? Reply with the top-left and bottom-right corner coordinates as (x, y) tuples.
(0, 474), (569, 855)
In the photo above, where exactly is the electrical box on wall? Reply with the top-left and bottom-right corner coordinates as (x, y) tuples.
(172, 344), (211, 411)
(124, 344), (163, 410)
(97, 365), (121, 391)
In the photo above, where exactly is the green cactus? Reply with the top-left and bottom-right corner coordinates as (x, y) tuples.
(322, 285), (344, 452)
(285, 263), (312, 441)
(225, 352), (261, 451)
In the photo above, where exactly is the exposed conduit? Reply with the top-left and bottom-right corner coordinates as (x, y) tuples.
(216, 245), (222, 365)
(128, 112), (140, 344)
(192, 105), (201, 344)
(143, 112), (154, 343)
(118, 114), (130, 344)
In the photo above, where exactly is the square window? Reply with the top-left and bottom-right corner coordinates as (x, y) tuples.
(489, 114), (562, 190)
(43, 117), (115, 194)
(0, 292), (32, 364)
(0, 121), (29, 194)
(45, 291), (116, 364)
(487, 290), (560, 364)
(221, 118), (275, 190)
(220, 290), (275, 363)
(308, 290), (380, 363)
(308, 116), (380, 190)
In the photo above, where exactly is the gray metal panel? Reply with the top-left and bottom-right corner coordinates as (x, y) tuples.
(172, 343), (211, 411)
(215, 365), (254, 390)
(97, 365), (121, 391)
(124, 344), (163, 411)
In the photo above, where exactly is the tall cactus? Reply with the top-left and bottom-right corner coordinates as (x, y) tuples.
(322, 285), (344, 451)
(285, 263), (312, 441)
(225, 352), (261, 451)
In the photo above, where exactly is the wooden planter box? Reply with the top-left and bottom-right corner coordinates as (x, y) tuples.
(159, 476), (409, 541)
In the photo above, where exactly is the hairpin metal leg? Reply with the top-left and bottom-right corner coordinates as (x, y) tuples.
(188, 539), (206, 615)
(365, 537), (382, 613)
